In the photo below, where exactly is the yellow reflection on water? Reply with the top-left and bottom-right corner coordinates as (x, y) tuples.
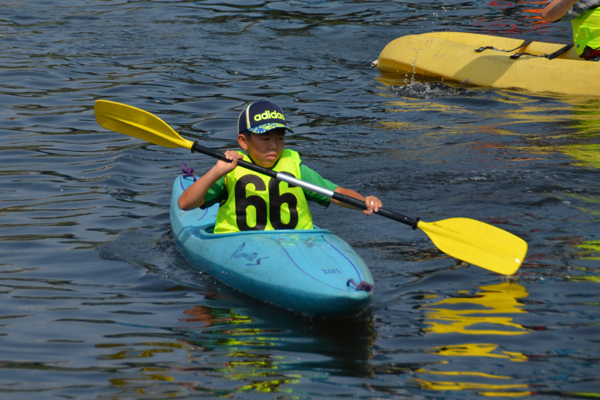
(215, 350), (300, 393)
(376, 97), (579, 146)
(562, 144), (600, 170)
(423, 282), (529, 335)
(432, 343), (527, 361)
(513, 142), (600, 170)
(381, 99), (476, 116)
(174, 307), (299, 395)
(492, 99), (600, 168)
(174, 306), (375, 396)
(416, 379), (530, 392)
(574, 241), (600, 262)
(416, 367), (512, 379)
(180, 306), (253, 327)
(416, 282), (532, 396)
(378, 90), (600, 144)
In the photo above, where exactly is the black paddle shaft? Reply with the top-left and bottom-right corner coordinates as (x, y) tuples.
(191, 142), (419, 229)
(191, 141), (279, 180)
(331, 192), (419, 229)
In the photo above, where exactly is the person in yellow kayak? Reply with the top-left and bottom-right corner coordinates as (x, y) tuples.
(178, 100), (382, 233)
(542, 0), (600, 60)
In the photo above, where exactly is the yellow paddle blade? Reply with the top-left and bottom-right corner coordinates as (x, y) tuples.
(94, 100), (194, 150)
(417, 218), (527, 275)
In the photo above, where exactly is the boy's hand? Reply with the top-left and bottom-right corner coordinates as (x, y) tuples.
(178, 151), (243, 211)
(363, 196), (382, 215)
(215, 150), (242, 175)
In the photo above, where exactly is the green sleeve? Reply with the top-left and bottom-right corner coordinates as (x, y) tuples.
(199, 176), (228, 209)
(299, 164), (338, 207)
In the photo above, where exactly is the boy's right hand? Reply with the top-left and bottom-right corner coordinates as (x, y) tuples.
(214, 150), (242, 175)
(178, 151), (243, 211)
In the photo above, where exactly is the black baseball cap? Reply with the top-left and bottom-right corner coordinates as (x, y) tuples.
(238, 101), (293, 135)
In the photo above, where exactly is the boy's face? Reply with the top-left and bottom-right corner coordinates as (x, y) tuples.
(238, 128), (286, 169)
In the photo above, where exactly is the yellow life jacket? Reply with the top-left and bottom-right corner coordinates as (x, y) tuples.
(572, 7), (600, 56)
(214, 149), (314, 233)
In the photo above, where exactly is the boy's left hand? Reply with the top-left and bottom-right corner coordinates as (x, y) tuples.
(363, 196), (382, 215)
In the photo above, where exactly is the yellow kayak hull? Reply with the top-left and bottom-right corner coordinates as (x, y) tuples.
(376, 31), (599, 96)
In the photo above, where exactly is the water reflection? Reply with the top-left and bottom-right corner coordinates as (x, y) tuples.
(181, 305), (375, 393)
(181, 306), (253, 329)
(416, 282), (531, 396)
(574, 241), (600, 261)
(476, 0), (547, 34)
(422, 282), (529, 335)
(562, 144), (600, 169)
(512, 99), (600, 166)
(96, 304), (376, 396)
(430, 342), (527, 361)
(572, 243), (600, 282)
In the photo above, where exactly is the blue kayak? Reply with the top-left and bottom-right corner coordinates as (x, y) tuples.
(170, 175), (374, 317)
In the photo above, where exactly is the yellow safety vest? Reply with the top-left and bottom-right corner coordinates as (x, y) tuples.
(572, 7), (600, 56)
(214, 149), (314, 233)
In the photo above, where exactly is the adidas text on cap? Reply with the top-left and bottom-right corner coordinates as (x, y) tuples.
(238, 101), (293, 135)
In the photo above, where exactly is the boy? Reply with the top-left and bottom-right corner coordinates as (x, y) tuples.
(542, 0), (600, 60)
(178, 100), (382, 234)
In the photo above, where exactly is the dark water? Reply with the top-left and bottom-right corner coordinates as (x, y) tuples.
(2, 1), (600, 399)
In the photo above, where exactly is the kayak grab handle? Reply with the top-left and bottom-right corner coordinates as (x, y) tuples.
(475, 40), (573, 60)
(347, 279), (373, 292)
(181, 163), (196, 181)
(509, 43), (574, 60)
(475, 39), (533, 54)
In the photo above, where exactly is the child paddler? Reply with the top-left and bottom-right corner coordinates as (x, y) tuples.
(178, 101), (382, 234)
(542, 0), (600, 60)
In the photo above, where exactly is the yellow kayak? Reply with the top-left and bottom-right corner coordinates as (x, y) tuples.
(374, 31), (599, 96)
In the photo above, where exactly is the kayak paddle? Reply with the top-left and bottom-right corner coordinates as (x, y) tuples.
(94, 100), (528, 276)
